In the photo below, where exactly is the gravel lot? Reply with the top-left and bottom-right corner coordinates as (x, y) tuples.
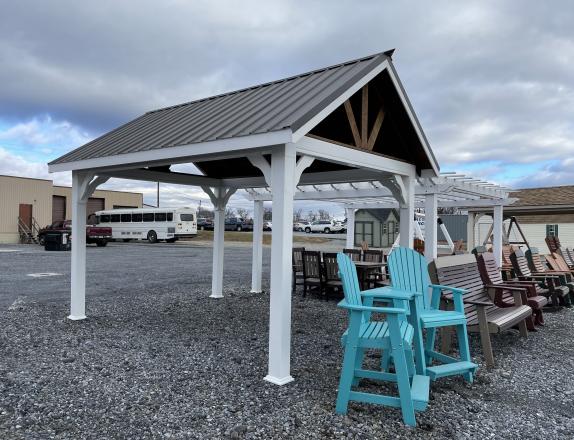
(1, 244), (573, 439)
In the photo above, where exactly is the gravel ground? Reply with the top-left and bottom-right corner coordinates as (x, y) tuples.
(1, 244), (573, 439)
(1, 285), (574, 439)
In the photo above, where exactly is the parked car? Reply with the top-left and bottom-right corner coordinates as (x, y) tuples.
(294, 222), (310, 232)
(38, 220), (112, 247)
(304, 220), (344, 234)
(263, 221), (272, 231)
(225, 217), (253, 232)
(197, 217), (214, 230)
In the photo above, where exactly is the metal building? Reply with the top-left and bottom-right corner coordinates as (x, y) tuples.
(0, 174), (143, 243)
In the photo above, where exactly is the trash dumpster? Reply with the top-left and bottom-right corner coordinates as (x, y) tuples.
(44, 231), (71, 251)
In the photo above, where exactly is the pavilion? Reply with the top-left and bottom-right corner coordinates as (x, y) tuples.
(50, 50), (443, 385)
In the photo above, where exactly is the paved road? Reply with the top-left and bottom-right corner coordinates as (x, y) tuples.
(0, 243), (270, 310)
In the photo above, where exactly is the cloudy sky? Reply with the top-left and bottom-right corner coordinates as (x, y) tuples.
(1, 0), (572, 216)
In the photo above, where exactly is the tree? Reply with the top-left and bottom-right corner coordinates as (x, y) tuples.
(225, 207), (235, 218)
(294, 208), (303, 222)
(236, 207), (249, 220)
(198, 206), (214, 219)
(318, 209), (331, 220)
(263, 207), (272, 221)
(307, 210), (317, 221)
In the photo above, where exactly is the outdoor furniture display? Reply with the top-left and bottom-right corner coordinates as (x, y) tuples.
(335, 253), (430, 427)
(545, 253), (574, 304)
(354, 261), (387, 290)
(544, 236), (574, 269)
(501, 245), (516, 279)
(302, 251), (323, 297)
(526, 248), (574, 305)
(430, 254), (532, 368)
(476, 252), (547, 327)
(343, 248), (362, 262)
(510, 248), (570, 308)
(362, 249), (386, 286)
(383, 247), (477, 382)
(292, 247), (305, 293)
(322, 252), (343, 296)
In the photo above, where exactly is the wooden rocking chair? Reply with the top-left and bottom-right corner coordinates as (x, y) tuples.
(336, 253), (430, 427)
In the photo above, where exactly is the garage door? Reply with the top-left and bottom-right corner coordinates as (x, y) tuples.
(87, 197), (105, 218)
(52, 195), (66, 222)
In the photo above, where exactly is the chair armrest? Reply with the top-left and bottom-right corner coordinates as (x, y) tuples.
(429, 284), (466, 312)
(484, 284), (526, 292)
(361, 287), (417, 300)
(337, 300), (408, 314)
(428, 284), (466, 294)
(465, 298), (494, 306)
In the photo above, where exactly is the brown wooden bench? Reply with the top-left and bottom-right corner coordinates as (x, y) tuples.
(429, 254), (532, 367)
(476, 251), (547, 327)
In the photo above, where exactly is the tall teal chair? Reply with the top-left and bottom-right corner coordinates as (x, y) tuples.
(384, 247), (477, 382)
(336, 253), (430, 427)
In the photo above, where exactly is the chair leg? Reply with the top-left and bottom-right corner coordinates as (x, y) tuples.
(518, 318), (529, 338)
(476, 307), (495, 368)
(352, 348), (366, 387)
(455, 323), (474, 383)
(380, 350), (391, 372)
(440, 327), (453, 355)
(390, 335), (416, 427)
(425, 327), (437, 365)
(336, 342), (359, 414)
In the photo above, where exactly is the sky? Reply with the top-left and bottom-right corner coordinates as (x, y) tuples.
(1, 0), (573, 217)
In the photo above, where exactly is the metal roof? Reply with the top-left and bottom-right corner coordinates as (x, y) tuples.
(50, 52), (392, 165)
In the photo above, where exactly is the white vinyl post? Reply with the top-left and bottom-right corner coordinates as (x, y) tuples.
(399, 175), (415, 249)
(69, 171), (89, 320)
(466, 212), (475, 251)
(345, 207), (355, 248)
(211, 199), (226, 299)
(251, 200), (264, 293)
(492, 204), (503, 267)
(424, 192), (438, 261)
(265, 144), (296, 386)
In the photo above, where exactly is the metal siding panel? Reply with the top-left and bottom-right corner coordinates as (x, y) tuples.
(437, 215), (468, 242)
(50, 52), (387, 165)
(52, 195), (66, 222)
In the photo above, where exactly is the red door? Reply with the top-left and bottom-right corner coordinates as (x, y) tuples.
(19, 204), (33, 228)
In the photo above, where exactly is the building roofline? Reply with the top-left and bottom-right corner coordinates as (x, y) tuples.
(0, 174), (52, 182)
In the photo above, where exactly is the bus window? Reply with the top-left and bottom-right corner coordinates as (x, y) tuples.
(132, 213), (143, 222)
(143, 213), (154, 222)
(111, 214), (121, 223)
(100, 214), (111, 223)
(121, 213), (131, 222)
(155, 213), (167, 222)
(180, 214), (194, 221)
(166, 212), (173, 221)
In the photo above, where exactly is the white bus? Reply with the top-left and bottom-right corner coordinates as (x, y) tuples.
(94, 207), (197, 243)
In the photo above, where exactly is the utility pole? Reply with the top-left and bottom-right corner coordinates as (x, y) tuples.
(156, 182), (160, 207)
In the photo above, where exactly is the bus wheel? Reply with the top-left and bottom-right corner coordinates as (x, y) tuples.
(122, 239), (131, 242)
(166, 238), (176, 243)
(147, 230), (158, 243)
(96, 240), (108, 247)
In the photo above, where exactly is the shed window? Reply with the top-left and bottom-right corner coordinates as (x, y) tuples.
(382, 223), (388, 234)
(546, 224), (559, 237)
(132, 213), (143, 222)
(111, 214), (120, 223)
(100, 214), (111, 223)
(155, 213), (167, 222)
(121, 214), (131, 222)
(143, 213), (154, 222)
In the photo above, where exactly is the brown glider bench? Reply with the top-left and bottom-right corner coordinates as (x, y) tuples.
(429, 254), (533, 367)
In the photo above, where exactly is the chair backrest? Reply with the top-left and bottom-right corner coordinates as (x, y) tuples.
(343, 248), (362, 262)
(323, 252), (340, 282)
(563, 248), (574, 267)
(476, 252), (504, 285)
(292, 247), (305, 272)
(363, 249), (383, 263)
(302, 251), (322, 279)
(546, 253), (562, 272)
(510, 248), (532, 277)
(387, 247), (429, 310)
(551, 252), (571, 272)
(429, 253), (494, 319)
(501, 245), (514, 266)
(472, 245), (488, 256)
(546, 236), (560, 253)
(337, 253), (362, 306)
(525, 247), (547, 273)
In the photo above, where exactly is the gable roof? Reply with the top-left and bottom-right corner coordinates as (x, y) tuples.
(510, 186), (574, 206)
(49, 50), (438, 175)
(356, 208), (398, 223)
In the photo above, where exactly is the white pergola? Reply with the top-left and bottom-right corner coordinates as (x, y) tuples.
(244, 172), (514, 265)
(48, 51), (441, 386)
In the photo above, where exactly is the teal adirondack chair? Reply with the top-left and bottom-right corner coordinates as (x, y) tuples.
(336, 253), (430, 427)
(383, 247), (477, 382)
